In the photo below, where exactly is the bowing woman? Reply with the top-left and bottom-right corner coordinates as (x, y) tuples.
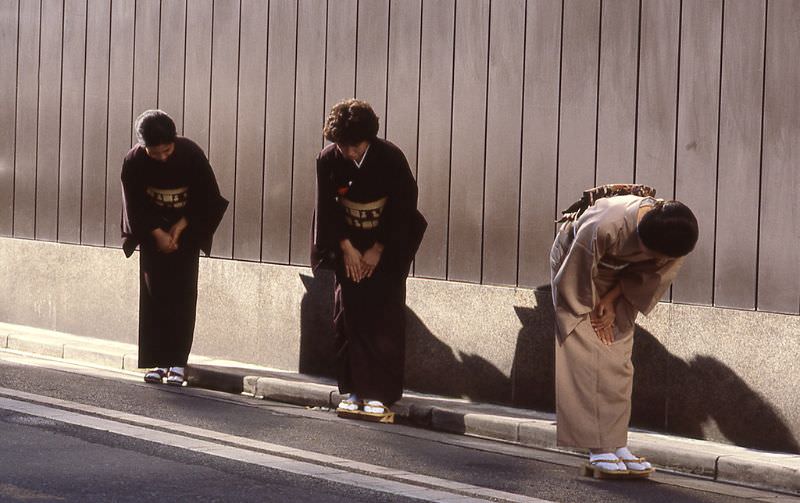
(550, 190), (698, 477)
(312, 99), (426, 416)
(121, 110), (228, 386)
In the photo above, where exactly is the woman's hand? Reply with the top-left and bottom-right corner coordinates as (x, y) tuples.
(152, 228), (177, 254)
(591, 284), (621, 345)
(340, 239), (364, 282)
(591, 296), (617, 331)
(169, 217), (188, 247)
(590, 316), (616, 346)
(360, 242), (384, 278)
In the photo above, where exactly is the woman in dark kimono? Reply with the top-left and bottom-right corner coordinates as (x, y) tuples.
(312, 99), (425, 416)
(121, 110), (228, 386)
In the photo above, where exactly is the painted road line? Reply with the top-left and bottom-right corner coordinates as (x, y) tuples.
(0, 389), (552, 503)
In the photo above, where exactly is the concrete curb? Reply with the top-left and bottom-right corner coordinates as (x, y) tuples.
(2, 323), (799, 496)
(227, 369), (800, 495)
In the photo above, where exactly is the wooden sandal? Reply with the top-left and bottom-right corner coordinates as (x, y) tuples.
(582, 458), (630, 479)
(619, 456), (655, 476)
(336, 399), (362, 412)
(166, 367), (186, 386)
(362, 400), (387, 414)
(144, 368), (167, 384)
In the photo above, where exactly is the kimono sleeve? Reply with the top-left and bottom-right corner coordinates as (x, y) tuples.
(619, 256), (685, 315)
(552, 217), (613, 320)
(120, 158), (160, 257)
(184, 148), (229, 256)
(311, 155), (347, 270)
(375, 148), (423, 265)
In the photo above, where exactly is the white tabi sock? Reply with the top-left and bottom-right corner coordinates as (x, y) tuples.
(589, 452), (627, 471)
(363, 400), (386, 414)
(615, 446), (652, 471)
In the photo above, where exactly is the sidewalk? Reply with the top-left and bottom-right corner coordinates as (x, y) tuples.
(2, 321), (799, 496)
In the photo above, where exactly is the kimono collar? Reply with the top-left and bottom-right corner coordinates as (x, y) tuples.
(621, 196), (657, 255)
(353, 144), (370, 169)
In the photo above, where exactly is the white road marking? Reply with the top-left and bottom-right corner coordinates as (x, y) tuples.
(0, 388), (553, 503)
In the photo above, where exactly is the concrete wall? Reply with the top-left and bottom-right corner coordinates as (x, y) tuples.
(2, 236), (798, 454)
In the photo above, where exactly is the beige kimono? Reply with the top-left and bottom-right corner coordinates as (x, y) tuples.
(550, 195), (684, 449)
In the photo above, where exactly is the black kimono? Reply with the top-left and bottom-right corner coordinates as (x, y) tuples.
(312, 138), (426, 405)
(121, 137), (228, 368)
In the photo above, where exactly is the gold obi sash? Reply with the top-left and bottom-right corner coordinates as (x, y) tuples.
(340, 196), (387, 230)
(146, 186), (188, 209)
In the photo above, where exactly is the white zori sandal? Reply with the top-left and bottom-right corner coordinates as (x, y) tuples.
(166, 367), (186, 386)
(144, 367), (167, 384)
(337, 394), (361, 411)
(362, 400), (388, 414)
(615, 447), (655, 476)
(582, 453), (629, 478)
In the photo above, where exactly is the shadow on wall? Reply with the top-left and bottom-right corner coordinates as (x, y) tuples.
(298, 270), (337, 378)
(512, 286), (800, 454)
(298, 273), (798, 454)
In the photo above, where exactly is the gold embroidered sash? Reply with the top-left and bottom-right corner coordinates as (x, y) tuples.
(146, 186), (189, 209)
(340, 196), (387, 229)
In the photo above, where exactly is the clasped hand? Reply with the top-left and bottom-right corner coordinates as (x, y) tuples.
(590, 296), (617, 346)
(153, 217), (188, 254)
(341, 240), (383, 283)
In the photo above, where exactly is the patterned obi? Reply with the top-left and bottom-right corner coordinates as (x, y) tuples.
(147, 186), (188, 209)
(340, 196), (387, 230)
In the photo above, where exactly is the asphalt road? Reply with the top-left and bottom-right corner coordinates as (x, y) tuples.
(0, 351), (796, 503)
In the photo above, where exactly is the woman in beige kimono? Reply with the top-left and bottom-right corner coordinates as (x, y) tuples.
(550, 192), (698, 478)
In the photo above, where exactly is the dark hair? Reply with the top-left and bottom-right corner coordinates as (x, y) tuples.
(135, 109), (177, 147)
(322, 99), (379, 145)
(638, 200), (699, 258)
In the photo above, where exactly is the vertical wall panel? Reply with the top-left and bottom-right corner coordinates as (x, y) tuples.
(635, 0), (679, 302)
(385, 0), (421, 170)
(414, 0), (454, 279)
(35, 0), (64, 241)
(0, 0), (19, 236)
(58, 0), (88, 244)
(518, 0), (562, 288)
(131, 0), (160, 131)
(635, 0), (679, 196)
(158, 0), (186, 131)
(4, 0), (798, 310)
(290, 0), (327, 265)
(556, 0), (600, 218)
(447, 0), (488, 283)
(759, 0), (800, 314)
(595, 0), (639, 184)
(672, 0), (722, 306)
(324, 0), (357, 113)
(714, 0), (765, 310)
(234, 0), (268, 261)
(262, 0), (297, 263)
(183, 0), (213, 152)
(355, 0), (389, 136)
(81, 0), (110, 246)
(105, 0), (135, 247)
(208, 0), (241, 259)
(482, 0), (525, 286)
(13, 0), (39, 239)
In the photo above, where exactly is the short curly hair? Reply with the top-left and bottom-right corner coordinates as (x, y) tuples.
(323, 99), (379, 145)
(638, 200), (699, 258)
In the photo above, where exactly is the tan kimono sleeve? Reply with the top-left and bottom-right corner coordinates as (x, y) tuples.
(618, 256), (685, 316)
(552, 217), (615, 341)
